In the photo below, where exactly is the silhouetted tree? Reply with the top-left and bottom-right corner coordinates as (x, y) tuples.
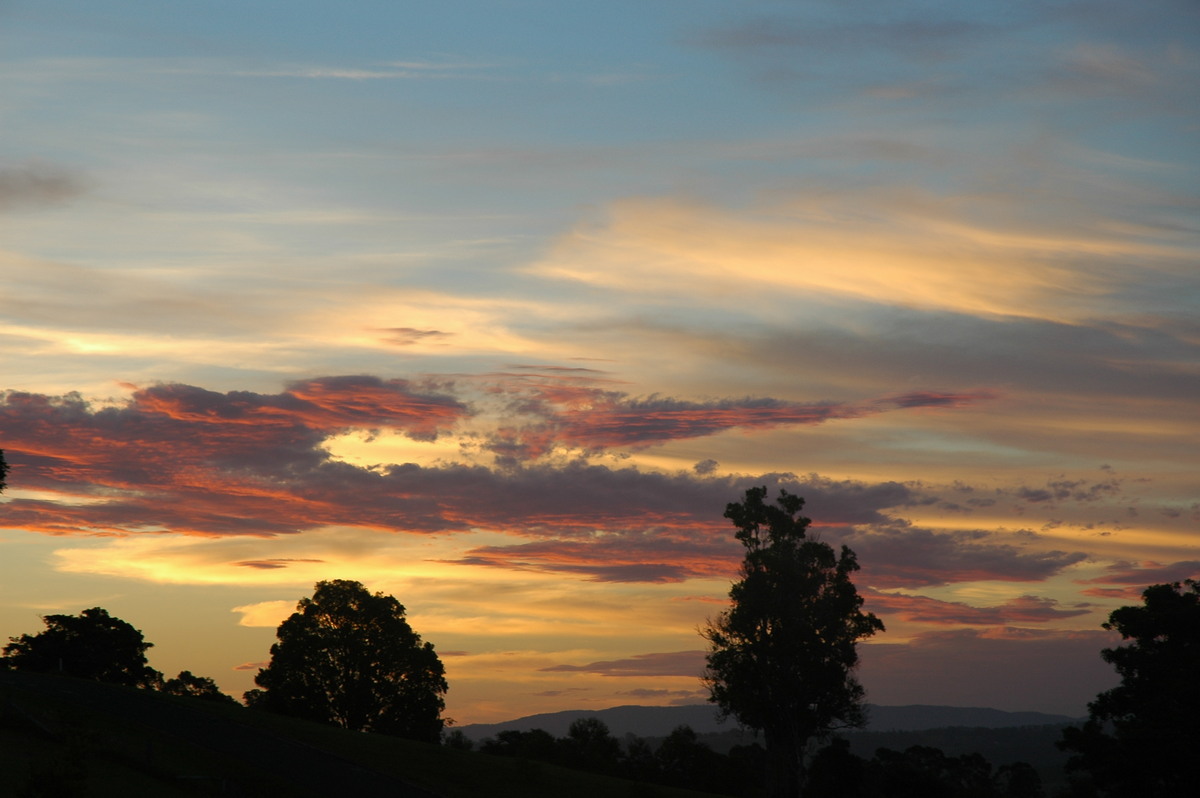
(161, 670), (238, 704)
(442, 728), (474, 751)
(993, 762), (1043, 798)
(248, 579), (447, 742)
(656, 724), (727, 791)
(2, 607), (161, 688)
(702, 487), (884, 798)
(1059, 579), (1200, 797)
(0, 448), (9, 493)
(807, 738), (870, 798)
(560, 717), (622, 774)
(480, 728), (560, 762)
(621, 734), (660, 782)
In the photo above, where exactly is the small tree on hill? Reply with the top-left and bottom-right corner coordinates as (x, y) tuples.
(1059, 579), (1200, 797)
(2, 607), (161, 688)
(702, 487), (884, 798)
(248, 579), (447, 742)
(162, 670), (238, 704)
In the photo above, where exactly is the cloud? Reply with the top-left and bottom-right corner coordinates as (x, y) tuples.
(231, 601), (295, 628)
(235, 558), (325, 570)
(847, 526), (1088, 589)
(480, 373), (994, 460)
(1075, 560), (1200, 598)
(865, 590), (1091, 625)
(697, 16), (996, 61)
(698, 308), (1200, 411)
(859, 627), (1120, 714)
(0, 377), (964, 539)
(376, 327), (453, 347)
(0, 161), (86, 212)
(541, 650), (706, 677)
(452, 534), (734, 584)
(447, 517), (1089, 588)
(0, 377), (1099, 594)
(528, 190), (1197, 324)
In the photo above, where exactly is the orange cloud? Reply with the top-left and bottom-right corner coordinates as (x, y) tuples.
(529, 194), (1190, 322)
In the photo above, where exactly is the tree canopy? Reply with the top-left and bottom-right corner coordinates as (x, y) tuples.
(162, 670), (238, 704)
(247, 579), (448, 743)
(2, 607), (161, 688)
(703, 487), (884, 798)
(0, 448), (8, 493)
(1059, 579), (1200, 797)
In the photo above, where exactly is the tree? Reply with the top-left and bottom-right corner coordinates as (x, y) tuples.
(655, 724), (726, 791)
(702, 487), (884, 798)
(1059, 579), (1200, 797)
(0, 448), (9, 493)
(2, 607), (161, 688)
(559, 717), (622, 774)
(248, 579), (448, 742)
(162, 670), (238, 704)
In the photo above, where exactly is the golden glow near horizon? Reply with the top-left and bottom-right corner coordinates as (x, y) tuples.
(2, 1), (1198, 723)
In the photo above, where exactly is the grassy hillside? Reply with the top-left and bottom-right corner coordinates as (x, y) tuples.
(0, 670), (726, 798)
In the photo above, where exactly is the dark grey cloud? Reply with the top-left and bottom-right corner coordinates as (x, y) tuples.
(376, 327), (452, 346)
(694, 308), (1200, 405)
(0, 161), (86, 212)
(1076, 560), (1200, 598)
(843, 526), (1088, 589)
(859, 628), (1120, 715)
(865, 589), (1092, 625)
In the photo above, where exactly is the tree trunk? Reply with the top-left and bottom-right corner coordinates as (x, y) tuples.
(764, 729), (807, 798)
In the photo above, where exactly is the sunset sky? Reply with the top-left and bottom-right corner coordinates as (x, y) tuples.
(2, 1), (1198, 725)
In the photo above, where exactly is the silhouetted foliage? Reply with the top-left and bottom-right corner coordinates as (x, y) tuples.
(161, 669), (238, 704)
(1058, 579), (1200, 797)
(655, 724), (734, 792)
(560, 717), (622, 774)
(0, 448), (8, 493)
(480, 728), (562, 763)
(806, 737), (870, 798)
(806, 741), (1043, 798)
(702, 487), (884, 798)
(248, 579), (448, 743)
(2, 607), (161, 688)
(442, 728), (475, 751)
(621, 734), (660, 782)
(470, 719), (1044, 798)
(993, 762), (1043, 798)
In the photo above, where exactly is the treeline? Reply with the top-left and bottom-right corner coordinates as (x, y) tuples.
(458, 718), (1045, 798)
(0, 606), (237, 705)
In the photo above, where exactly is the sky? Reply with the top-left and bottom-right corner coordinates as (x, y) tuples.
(1, 0), (1198, 725)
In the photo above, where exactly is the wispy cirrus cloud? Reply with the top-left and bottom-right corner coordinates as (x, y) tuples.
(529, 190), (1198, 323)
(541, 650), (706, 677)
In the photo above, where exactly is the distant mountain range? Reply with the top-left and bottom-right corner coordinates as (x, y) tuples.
(458, 703), (1082, 741)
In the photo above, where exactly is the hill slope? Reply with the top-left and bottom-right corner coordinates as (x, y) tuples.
(0, 671), (724, 798)
(458, 703), (1080, 740)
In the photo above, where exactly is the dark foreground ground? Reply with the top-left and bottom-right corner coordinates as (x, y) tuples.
(0, 669), (726, 797)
